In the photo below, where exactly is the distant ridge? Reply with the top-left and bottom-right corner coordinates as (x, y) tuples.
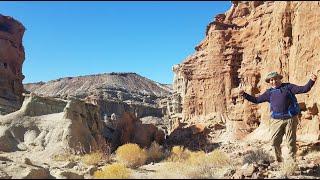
(24, 72), (172, 98)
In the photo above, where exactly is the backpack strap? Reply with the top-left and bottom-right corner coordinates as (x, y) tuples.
(283, 84), (297, 103)
(283, 84), (300, 117)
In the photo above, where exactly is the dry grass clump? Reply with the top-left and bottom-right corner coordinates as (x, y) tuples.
(51, 153), (80, 162)
(242, 149), (273, 165)
(305, 150), (320, 164)
(207, 149), (231, 166)
(186, 150), (206, 164)
(166, 146), (191, 162)
(187, 149), (232, 179)
(304, 149), (320, 159)
(185, 151), (215, 179)
(279, 159), (298, 176)
(155, 148), (232, 179)
(93, 163), (131, 179)
(81, 151), (109, 166)
(115, 143), (147, 168)
(153, 161), (190, 179)
(147, 141), (165, 162)
(52, 146), (111, 165)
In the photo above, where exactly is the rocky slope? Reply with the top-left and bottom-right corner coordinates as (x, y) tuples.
(0, 94), (107, 178)
(173, 1), (320, 143)
(0, 14), (25, 115)
(24, 73), (173, 121)
(0, 93), (166, 179)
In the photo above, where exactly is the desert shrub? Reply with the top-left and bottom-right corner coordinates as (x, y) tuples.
(93, 163), (131, 179)
(187, 166), (216, 179)
(158, 148), (205, 178)
(51, 153), (79, 162)
(167, 146), (191, 162)
(207, 149), (231, 167)
(186, 149), (231, 179)
(115, 143), (147, 168)
(186, 150), (206, 165)
(147, 141), (165, 162)
(81, 151), (109, 166)
(153, 161), (190, 179)
(158, 148), (232, 179)
(186, 151), (215, 179)
(243, 149), (273, 165)
(280, 159), (297, 176)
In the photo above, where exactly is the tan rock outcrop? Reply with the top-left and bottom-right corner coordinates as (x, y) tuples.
(0, 94), (107, 154)
(0, 14), (25, 115)
(173, 1), (320, 142)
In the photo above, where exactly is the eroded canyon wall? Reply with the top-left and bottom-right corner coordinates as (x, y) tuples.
(173, 1), (320, 141)
(0, 14), (25, 115)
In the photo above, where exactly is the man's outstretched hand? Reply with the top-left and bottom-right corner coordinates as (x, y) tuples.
(239, 89), (245, 96)
(238, 83), (245, 96)
(311, 72), (317, 82)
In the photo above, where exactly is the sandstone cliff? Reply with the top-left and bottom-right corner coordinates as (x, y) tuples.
(0, 14), (25, 115)
(173, 1), (320, 142)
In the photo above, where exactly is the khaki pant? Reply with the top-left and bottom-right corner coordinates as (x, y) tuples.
(269, 116), (298, 162)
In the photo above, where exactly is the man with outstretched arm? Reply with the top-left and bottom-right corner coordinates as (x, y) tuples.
(239, 71), (317, 162)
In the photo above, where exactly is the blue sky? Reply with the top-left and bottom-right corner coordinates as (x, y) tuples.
(0, 1), (231, 84)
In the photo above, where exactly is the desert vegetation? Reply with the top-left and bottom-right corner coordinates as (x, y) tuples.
(88, 142), (234, 179)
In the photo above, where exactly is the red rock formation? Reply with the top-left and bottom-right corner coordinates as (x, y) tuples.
(173, 1), (320, 142)
(110, 112), (165, 150)
(0, 14), (25, 114)
(166, 122), (212, 151)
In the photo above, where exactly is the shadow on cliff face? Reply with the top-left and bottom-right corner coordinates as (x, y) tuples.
(104, 113), (220, 153)
(105, 112), (165, 152)
(164, 123), (220, 152)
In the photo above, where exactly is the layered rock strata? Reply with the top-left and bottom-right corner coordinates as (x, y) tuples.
(173, 1), (320, 142)
(0, 14), (25, 114)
